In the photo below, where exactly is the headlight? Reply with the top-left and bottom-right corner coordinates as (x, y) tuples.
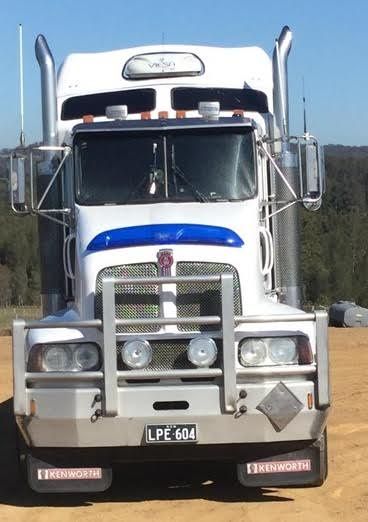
(44, 345), (74, 371)
(75, 344), (100, 370)
(238, 335), (312, 367)
(187, 337), (217, 367)
(28, 343), (101, 372)
(269, 337), (297, 364)
(121, 340), (152, 369)
(239, 339), (267, 366)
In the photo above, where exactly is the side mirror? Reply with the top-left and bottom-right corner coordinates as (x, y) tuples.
(300, 137), (325, 211)
(10, 154), (28, 212)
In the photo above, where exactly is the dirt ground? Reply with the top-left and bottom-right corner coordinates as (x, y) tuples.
(0, 329), (367, 521)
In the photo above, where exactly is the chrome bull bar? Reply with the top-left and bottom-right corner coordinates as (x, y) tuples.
(13, 274), (329, 418)
(101, 274), (235, 415)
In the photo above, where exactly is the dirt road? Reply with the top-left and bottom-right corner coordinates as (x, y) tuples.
(1, 330), (367, 521)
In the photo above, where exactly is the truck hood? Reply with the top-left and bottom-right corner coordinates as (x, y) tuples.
(76, 200), (258, 255)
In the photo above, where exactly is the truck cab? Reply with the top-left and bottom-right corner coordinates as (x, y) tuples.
(11, 27), (329, 493)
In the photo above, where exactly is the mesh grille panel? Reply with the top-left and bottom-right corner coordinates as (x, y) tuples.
(118, 339), (222, 371)
(176, 262), (241, 331)
(95, 263), (159, 333)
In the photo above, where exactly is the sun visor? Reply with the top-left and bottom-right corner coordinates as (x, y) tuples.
(123, 52), (204, 80)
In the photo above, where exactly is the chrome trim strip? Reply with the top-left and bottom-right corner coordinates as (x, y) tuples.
(25, 365), (315, 384)
(24, 319), (102, 329)
(102, 278), (118, 416)
(26, 371), (103, 383)
(108, 275), (222, 285)
(221, 274), (236, 412)
(13, 319), (27, 415)
(237, 365), (316, 376)
(235, 313), (315, 323)
(117, 369), (222, 380)
(23, 312), (315, 330)
(115, 316), (221, 327)
(315, 310), (330, 409)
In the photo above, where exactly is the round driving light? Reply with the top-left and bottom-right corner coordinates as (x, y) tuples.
(122, 340), (152, 369)
(43, 345), (73, 371)
(75, 343), (100, 370)
(188, 337), (217, 367)
(239, 339), (267, 366)
(269, 337), (297, 364)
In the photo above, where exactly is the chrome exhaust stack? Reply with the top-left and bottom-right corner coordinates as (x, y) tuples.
(35, 35), (58, 147)
(272, 26), (301, 309)
(35, 35), (65, 316)
(273, 26), (292, 139)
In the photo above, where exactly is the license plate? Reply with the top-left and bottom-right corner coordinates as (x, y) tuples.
(145, 423), (198, 443)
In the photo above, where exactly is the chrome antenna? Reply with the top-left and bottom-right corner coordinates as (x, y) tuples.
(19, 23), (25, 146)
(302, 76), (307, 134)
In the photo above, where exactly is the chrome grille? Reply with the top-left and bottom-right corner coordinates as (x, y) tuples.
(95, 263), (160, 333)
(118, 339), (222, 371)
(176, 262), (241, 331)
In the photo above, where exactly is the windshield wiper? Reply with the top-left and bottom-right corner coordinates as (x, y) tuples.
(124, 142), (164, 203)
(172, 164), (209, 203)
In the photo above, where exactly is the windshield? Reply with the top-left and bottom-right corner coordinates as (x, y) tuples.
(75, 127), (256, 205)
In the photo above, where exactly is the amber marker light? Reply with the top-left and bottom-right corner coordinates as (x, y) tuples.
(307, 393), (314, 410)
(233, 109), (244, 117)
(141, 112), (151, 120)
(30, 399), (37, 416)
(82, 114), (94, 123)
(158, 111), (169, 119)
(176, 110), (186, 119)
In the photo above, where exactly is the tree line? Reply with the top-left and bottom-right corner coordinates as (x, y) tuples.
(0, 145), (368, 308)
(301, 145), (368, 307)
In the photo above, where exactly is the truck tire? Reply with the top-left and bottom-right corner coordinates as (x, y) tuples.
(14, 423), (28, 486)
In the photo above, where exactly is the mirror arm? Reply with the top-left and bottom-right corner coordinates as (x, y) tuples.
(31, 209), (70, 226)
(257, 140), (298, 200)
(36, 146), (71, 210)
(267, 199), (300, 219)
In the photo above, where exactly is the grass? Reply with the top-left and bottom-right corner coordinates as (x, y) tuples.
(0, 306), (41, 330)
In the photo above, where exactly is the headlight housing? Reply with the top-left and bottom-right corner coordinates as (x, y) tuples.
(187, 336), (217, 367)
(28, 343), (101, 372)
(121, 339), (152, 369)
(238, 335), (312, 367)
(239, 339), (267, 366)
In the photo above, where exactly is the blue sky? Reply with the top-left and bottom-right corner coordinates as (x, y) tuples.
(0, 0), (367, 147)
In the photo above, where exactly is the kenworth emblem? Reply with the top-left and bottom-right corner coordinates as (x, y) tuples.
(157, 249), (173, 276)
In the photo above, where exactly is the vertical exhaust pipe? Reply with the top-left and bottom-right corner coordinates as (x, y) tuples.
(272, 26), (301, 309)
(35, 35), (58, 147)
(273, 26), (292, 139)
(35, 35), (65, 316)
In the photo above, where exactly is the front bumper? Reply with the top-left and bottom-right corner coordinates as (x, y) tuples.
(17, 377), (328, 447)
(13, 274), (330, 450)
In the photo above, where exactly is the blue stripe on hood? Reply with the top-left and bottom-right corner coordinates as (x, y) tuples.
(86, 223), (243, 251)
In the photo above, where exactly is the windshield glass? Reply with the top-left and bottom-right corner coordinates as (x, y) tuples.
(75, 127), (256, 205)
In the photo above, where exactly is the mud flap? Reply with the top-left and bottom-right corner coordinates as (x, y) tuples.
(237, 431), (328, 488)
(27, 455), (112, 493)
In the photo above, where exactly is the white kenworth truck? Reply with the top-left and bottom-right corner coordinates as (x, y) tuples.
(10, 26), (329, 493)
